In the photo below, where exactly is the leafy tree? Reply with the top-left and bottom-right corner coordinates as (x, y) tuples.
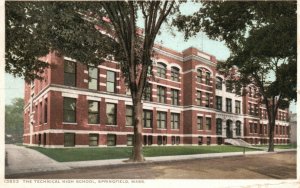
(6, 1), (176, 161)
(174, 1), (296, 152)
(5, 98), (24, 143)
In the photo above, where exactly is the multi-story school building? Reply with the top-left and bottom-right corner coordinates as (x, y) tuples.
(23, 45), (290, 147)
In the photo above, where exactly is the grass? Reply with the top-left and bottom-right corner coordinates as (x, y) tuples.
(28, 145), (259, 162)
(254, 144), (297, 149)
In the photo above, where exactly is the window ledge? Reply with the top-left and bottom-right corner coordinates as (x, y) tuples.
(171, 129), (180, 130)
(88, 124), (100, 126)
(106, 125), (118, 127)
(157, 128), (167, 130)
(125, 126), (134, 128)
(143, 128), (153, 129)
(63, 122), (78, 125)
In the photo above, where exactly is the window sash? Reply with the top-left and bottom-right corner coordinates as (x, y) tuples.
(206, 118), (211, 130)
(197, 91), (201, 106)
(143, 110), (152, 128)
(106, 71), (115, 92)
(158, 86), (166, 103)
(64, 61), (76, 87)
(107, 134), (116, 146)
(126, 106), (133, 126)
(216, 119), (222, 135)
(216, 96), (222, 110)
(197, 117), (203, 130)
(106, 103), (116, 125)
(171, 68), (179, 81)
(157, 112), (167, 129)
(197, 69), (202, 82)
(63, 98), (76, 123)
(171, 89), (179, 105)
(171, 113), (180, 129)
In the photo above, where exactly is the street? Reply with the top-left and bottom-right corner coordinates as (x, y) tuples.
(6, 151), (296, 179)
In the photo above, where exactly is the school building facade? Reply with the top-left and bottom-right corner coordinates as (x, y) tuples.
(23, 45), (290, 147)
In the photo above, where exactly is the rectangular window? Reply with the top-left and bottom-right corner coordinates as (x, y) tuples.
(254, 124), (258, 133)
(157, 136), (162, 145)
(157, 111), (167, 129)
(235, 101), (241, 114)
(88, 101), (99, 124)
(106, 103), (116, 125)
(127, 135), (134, 146)
(206, 117), (211, 130)
(89, 134), (99, 146)
(171, 113), (180, 129)
(44, 99), (48, 123)
(163, 136), (167, 145)
(64, 133), (75, 147)
(107, 134), (116, 146)
(88, 67), (98, 90)
(64, 61), (76, 87)
(197, 116), (203, 130)
(198, 136), (203, 145)
(207, 137), (211, 145)
(171, 89), (179, 105)
(236, 122), (241, 136)
(106, 71), (116, 92)
(171, 136), (176, 145)
(126, 106), (133, 126)
(250, 123), (253, 133)
(226, 98), (232, 113)
(205, 93), (210, 107)
(63, 97), (76, 123)
(216, 119), (222, 135)
(176, 136), (180, 145)
(264, 124), (268, 134)
(197, 69), (202, 82)
(196, 91), (201, 106)
(157, 86), (166, 103)
(216, 96), (222, 110)
(143, 84), (152, 101)
(143, 110), (153, 128)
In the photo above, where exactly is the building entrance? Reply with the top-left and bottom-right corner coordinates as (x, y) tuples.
(226, 120), (233, 138)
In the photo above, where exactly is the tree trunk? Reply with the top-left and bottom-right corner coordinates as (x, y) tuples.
(268, 120), (275, 152)
(131, 99), (144, 162)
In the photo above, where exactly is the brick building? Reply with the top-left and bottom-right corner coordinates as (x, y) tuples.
(23, 45), (290, 147)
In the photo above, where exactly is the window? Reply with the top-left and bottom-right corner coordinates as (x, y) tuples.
(206, 117), (211, 130)
(88, 67), (98, 90)
(197, 69), (202, 82)
(89, 134), (99, 146)
(106, 71), (116, 92)
(259, 124), (263, 134)
(264, 124), (268, 134)
(126, 106), (133, 126)
(143, 84), (152, 101)
(157, 86), (166, 103)
(176, 137), (180, 145)
(143, 135), (153, 145)
(172, 136), (176, 145)
(205, 72), (211, 85)
(106, 103), (117, 125)
(197, 116), (203, 130)
(157, 112), (167, 129)
(171, 89), (179, 105)
(64, 61), (76, 87)
(250, 123), (253, 133)
(207, 137), (211, 145)
(217, 137), (222, 145)
(216, 118), (222, 135)
(235, 101), (241, 114)
(63, 97), (76, 123)
(157, 63), (166, 78)
(64, 133), (75, 147)
(216, 96), (222, 110)
(125, 82), (131, 95)
(143, 110), (153, 128)
(205, 93), (210, 107)
(44, 99), (48, 123)
(171, 67), (179, 81)
(88, 101), (99, 124)
(157, 136), (162, 145)
(196, 91), (202, 106)
(171, 113), (180, 129)
(236, 121), (241, 136)
(226, 98), (232, 113)
(216, 77), (222, 90)
(254, 123), (258, 133)
(127, 135), (134, 146)
(163, 136), (167, 145)
(107, 134), (116, 146)
(254, 104), (259, 116)
(198, 136), (203, 145)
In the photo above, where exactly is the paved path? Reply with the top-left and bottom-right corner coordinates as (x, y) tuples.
(5, 144), (71, 176)
(5, 144), (296, 177)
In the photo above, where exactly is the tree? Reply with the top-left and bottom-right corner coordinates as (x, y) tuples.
(174, 1), (297, 151)
(6, 1), (176, 161)
(5, 98), (24, 143)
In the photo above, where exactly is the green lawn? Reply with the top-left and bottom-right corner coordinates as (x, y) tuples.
(28, 145), (259, 162)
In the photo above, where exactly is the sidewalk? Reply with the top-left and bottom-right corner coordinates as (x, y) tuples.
(5, 144), (296, 176)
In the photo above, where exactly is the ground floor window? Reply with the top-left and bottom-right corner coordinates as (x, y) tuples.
(172, 136), (175, 145)
(163, 136), (167, 145)
(127, 135), (134, 146)
(198, 136), (203, 145)
(143, 135), (153, 146)
(64, 133), (75, 147)
(207, 137), (211, 145)
(176, 136), (180, 145)
(158, 136), (162, 145)
(89, 134), (99, 146)
(217, 137), (222, 145)
(107, 134), (116, 146)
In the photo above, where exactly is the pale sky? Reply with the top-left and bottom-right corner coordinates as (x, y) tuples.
(4, 2), (297, 113)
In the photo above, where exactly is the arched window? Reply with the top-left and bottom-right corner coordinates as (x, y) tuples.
(236, 121), (241, 136)
(216, 77), (222, 90)
(205, 72), (211, 85)
(171, 67), (179, 81)
(216, 118), (222, 135)
(157, 62), (167, 78)
(197, 69), (202, 82)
